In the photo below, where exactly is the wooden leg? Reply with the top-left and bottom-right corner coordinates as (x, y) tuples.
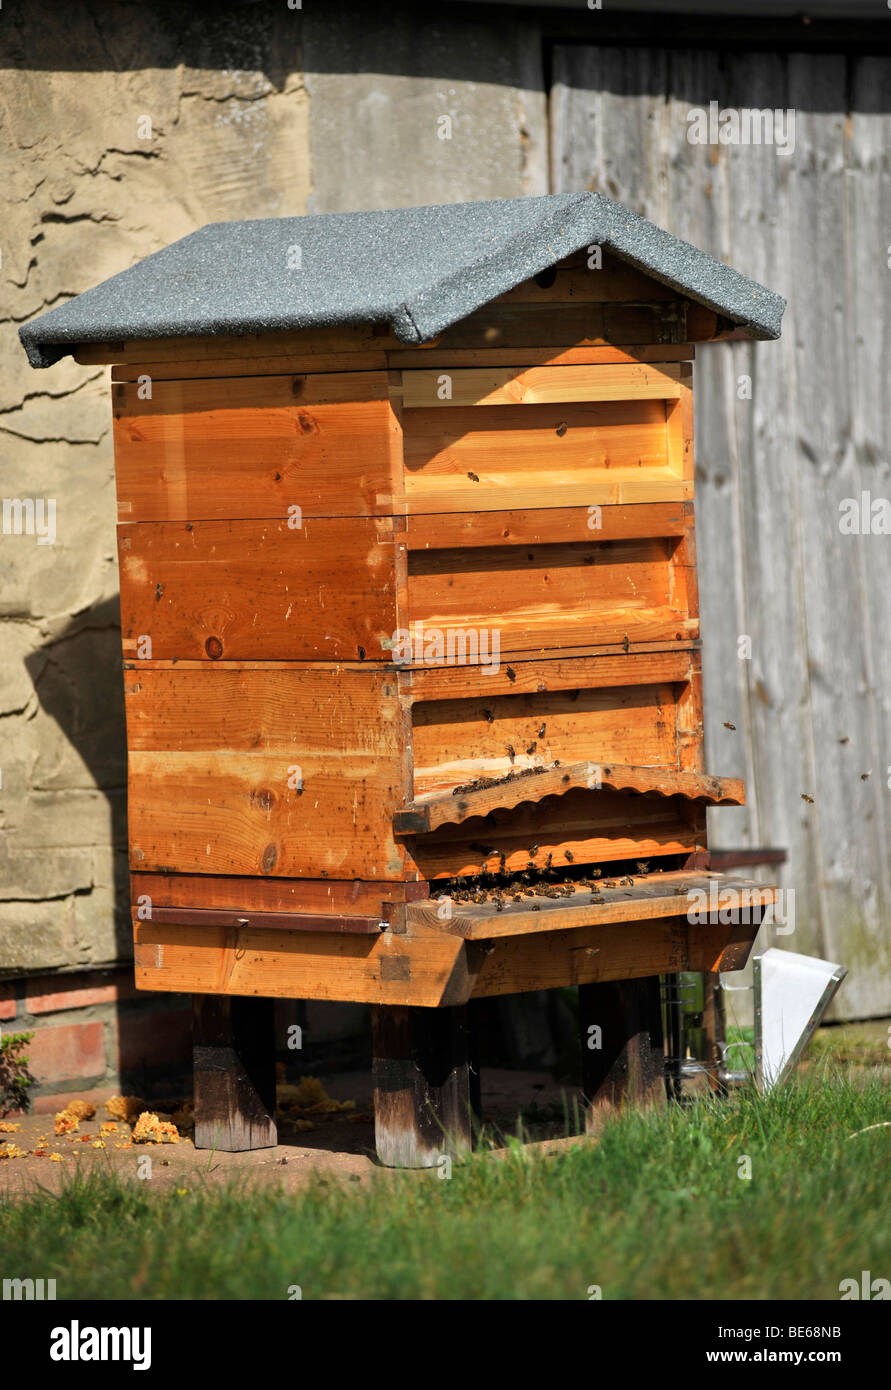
(578, 976), (666, 1133)
(371, 1004), (472, 1168)
(193, 995), (277, 1151)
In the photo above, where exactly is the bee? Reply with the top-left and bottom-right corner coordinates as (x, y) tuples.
(565, 850), (574, 863)
(603, 879), (617, 889)
(839, 736), (850, 745)
(482, 708), (495, 723)
(506, 666), (517, 682)
(545, 852), (553, 869)
(590, 868), (601, 879)
(499, 852), (506, 874)
(526, 742), (537, 755)
(723, 721), (736, 731)
(801, 793), (815, 804)
(555, 420), (568, 437)
(622, 634), (630, 653)
(861, 771), (872, 781)
(531, 904), (541, 912)
(507, 744), (516, 763)
(467, 471), (480, 482)
(538, 723), (546, 739)
(674, 885), (688, 895)
(528, 844), (540, 857)
(636, 861), (649, 875)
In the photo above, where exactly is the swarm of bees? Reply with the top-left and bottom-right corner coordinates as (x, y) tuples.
(432, 861), (650, 910)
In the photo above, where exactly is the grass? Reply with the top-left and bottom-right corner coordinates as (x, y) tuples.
(1, 1062), (888, 1300)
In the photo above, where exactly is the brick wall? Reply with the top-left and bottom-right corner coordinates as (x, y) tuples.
(1, 967), (193, 1112)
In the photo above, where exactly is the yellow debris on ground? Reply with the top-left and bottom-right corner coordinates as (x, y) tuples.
(279, 1075), (356, 1118)
(65, 1099), (96, 1121)
(0, 1143), (26, 1159)
(54, 1109), (80, 1136)
(106, 1095), (145, 1123)
(131, 1112), (180, 1144)
(0, 1121), (22, 1133)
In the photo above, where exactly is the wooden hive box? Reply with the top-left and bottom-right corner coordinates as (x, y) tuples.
(20, 194), (786, 1165)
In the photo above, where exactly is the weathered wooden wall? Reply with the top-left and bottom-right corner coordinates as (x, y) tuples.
(552, 46), (891, 1018)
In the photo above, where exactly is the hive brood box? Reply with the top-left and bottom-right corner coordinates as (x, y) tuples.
(20, 193), (785, 1163)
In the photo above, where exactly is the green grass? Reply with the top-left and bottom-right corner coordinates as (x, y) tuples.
(2, 1065), (888, 1300)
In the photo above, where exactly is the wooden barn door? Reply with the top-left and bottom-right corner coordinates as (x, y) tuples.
(551, 46), (891, 1018)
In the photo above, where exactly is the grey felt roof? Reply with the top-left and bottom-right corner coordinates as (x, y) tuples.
(19, 192), (785, 369)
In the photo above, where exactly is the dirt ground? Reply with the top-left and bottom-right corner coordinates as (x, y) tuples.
(0, 1066), (585, 1196)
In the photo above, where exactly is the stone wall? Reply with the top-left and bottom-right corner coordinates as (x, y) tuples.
(0, 1), (546, 1100)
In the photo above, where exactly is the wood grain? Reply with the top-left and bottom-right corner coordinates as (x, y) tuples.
(118, 515), (397, 661)
(124, 666), (407, 879)
(397, 762), (745, 834)
(112, 371), (400, 521)
(400, 362), (683, 408)
(407, 870), (776, 940)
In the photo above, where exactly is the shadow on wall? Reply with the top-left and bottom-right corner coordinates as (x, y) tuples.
(24, 594), (131, 963)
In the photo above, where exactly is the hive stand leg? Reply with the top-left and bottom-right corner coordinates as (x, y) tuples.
(193, 995), (278, 1151)
(578, 976), (666, 1134)
(371, 1004), (472, 1168)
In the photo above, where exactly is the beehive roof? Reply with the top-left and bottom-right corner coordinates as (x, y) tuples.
(19, 192), (784, 368)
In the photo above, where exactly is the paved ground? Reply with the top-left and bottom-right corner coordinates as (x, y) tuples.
(0, 1067), (585, 1196)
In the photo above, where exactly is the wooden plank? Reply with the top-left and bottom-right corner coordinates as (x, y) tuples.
(465, 916), (756, 999)
(400, 362), (682, 408)
(410, 680), (682, 796)
(403, 646), (698, 702)
(192, 996), (277, 1152)
(76, 324), (390, 365)
(133, 918), (469, 1008)
(396, 762), (745, 834)
(399, 397), (687, 513)
(112, 371), (400, 521)
(495, 255), (677, 303)
(429, 301), (705, 350)
(372, 1004), (472, 1168)
(404, 535), (694, 657)
(403, 501), (690, 550)
(111, 352), (389, 381)
(408, 788), (705, 880)
(388, 344), (695, 368)
(118, 515), (397, 662)
(407, 871), (776, 940)
(124, 666), (406, 880)
(146, 906), (383, 935)
(132, 912), (757, 1006)
(129, 872), (425, 914)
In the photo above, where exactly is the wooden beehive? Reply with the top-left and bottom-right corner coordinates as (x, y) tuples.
(20, 195), (785, 1163)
